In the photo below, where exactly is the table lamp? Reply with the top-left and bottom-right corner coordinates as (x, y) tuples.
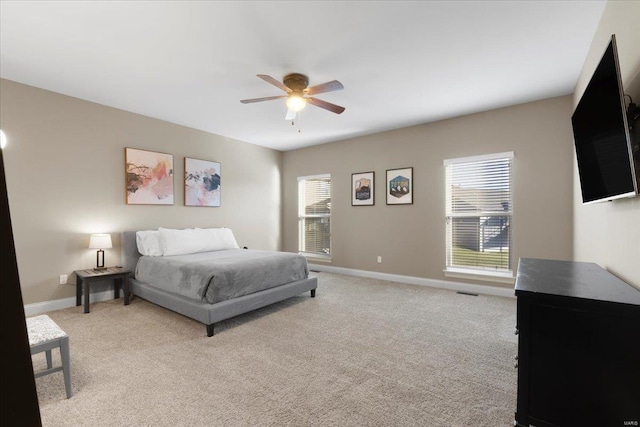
(89, 233), (112, 270)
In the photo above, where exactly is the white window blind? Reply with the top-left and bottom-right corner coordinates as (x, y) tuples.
(298, 174), (331, 258)
(445, 152), (513, 274)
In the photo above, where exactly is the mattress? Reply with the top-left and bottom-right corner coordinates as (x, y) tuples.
(134, 249), (309, 304)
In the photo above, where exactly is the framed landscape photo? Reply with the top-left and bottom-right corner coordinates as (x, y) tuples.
(352, 171), (375, 206)
(125, 147), (174, 205)
(184, 157), (221, 207)
(386, 167), (413, 205)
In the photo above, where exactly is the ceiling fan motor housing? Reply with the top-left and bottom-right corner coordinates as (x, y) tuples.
(283, 73), (309, 93)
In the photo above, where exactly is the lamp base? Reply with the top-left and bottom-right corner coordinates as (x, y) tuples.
(95, 249), (105, 270)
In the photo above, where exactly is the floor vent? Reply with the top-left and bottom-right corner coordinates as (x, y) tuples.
(456, 291), (479, 296)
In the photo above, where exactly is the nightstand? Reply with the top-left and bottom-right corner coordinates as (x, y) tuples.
(74, 267), (132, 314)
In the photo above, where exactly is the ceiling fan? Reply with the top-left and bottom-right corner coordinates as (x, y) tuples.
(240, 73), (345, 120)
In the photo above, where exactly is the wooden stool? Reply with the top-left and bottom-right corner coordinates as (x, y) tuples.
(26, 315), (72, 398)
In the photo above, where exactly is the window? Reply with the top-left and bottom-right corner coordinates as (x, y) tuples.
(298, 174), (331, 258)
(444, 152), (513, 278)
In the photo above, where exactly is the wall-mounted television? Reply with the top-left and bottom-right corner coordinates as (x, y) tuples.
(571, 34), (639, 204)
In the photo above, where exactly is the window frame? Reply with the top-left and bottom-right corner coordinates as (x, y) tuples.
(297, 173), (332, 260)
(443, 152), (514, 282)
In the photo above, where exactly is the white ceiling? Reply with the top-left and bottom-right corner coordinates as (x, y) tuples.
(0, 1), (606, 151)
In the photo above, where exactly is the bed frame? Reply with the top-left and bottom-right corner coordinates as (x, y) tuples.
(121, 231), (317, 337)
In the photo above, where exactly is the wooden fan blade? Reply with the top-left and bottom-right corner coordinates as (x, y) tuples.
(285, 109), (297, 121)
(305, 80), (344, 95)
(307, 97), (345, 114)
(240, 95), (286, 104)
(257, 74), (291, 93)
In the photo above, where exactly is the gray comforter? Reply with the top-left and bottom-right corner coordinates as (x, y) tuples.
(135, 249), (309, 304)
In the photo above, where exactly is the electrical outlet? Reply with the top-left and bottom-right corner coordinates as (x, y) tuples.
(377, 256), (382, 263)
(59, 274), (68, 285)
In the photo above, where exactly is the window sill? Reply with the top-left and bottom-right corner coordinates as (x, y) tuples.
(444, 268), (514, 284)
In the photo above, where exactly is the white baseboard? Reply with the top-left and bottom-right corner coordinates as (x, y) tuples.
(308, 264), (515, 298)
(24, 289), (119, 317)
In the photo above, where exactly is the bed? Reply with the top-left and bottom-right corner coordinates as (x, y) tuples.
(120, 228), (317, 337)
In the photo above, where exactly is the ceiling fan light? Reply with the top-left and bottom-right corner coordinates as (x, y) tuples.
(286, 95), (306, 112)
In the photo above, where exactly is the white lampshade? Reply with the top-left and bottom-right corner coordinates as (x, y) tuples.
(286, 95), (306, 112)
(0, 130), (7, 149)
(89, 234), (112, 249)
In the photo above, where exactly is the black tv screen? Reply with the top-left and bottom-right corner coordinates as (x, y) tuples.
(571, 35), (638, 204)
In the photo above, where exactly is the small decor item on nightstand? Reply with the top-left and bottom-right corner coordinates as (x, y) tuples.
(89, 233), (112, 270)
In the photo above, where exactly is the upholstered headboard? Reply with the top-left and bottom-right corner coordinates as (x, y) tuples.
(120, 231), (141, 273)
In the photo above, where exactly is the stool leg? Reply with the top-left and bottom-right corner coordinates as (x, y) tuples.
(46, 349), (53, 369)
(60, 337), (72, 398)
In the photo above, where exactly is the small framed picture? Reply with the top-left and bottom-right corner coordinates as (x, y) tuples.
(125, 147), (174, 205)
(386, 167), (413, 205)
(185, 157), (221, 207)
(352, 171), (375, 206)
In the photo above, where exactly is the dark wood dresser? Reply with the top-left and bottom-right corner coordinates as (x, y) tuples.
(514, 258), (640, 427)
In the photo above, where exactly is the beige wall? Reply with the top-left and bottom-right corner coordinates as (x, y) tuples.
(282, 96), (575, 288)
(0, 79), (283, 305)
(572, 0), (640, 288)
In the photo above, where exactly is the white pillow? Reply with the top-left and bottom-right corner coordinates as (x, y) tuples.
(158, 227), (239, 256)
(196, 227), (240, 251)
(136, 230), (163, 256)
(158, 228), (207, 256)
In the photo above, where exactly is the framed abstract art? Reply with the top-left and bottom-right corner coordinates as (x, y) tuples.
(125, 148), (174, 205)
(184, 157), (221, 207)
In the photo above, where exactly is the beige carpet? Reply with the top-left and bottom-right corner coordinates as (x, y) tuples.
(33, 272), (517, 426)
